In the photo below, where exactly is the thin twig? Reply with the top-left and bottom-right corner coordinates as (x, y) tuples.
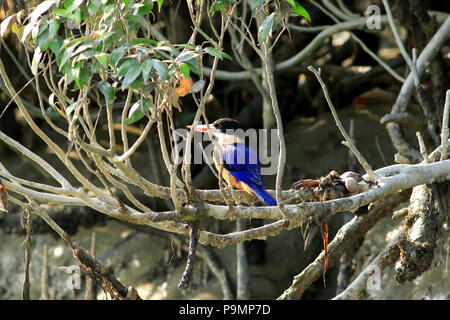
(236, 219), (250, 299)
(308, 66), (376, 180)
(382, 0), (419, 87)
(22, 209), (32, 300)
(40, 244), (49, 300)
(333, 232), (403, 300)
(440, 90), (450, 161)
(416, 132), (429, 163)
(178, 221), (200, 290)
(260, 29), (286, 205)
(86, 232), (96, 300)
(385, 16), (450, 162)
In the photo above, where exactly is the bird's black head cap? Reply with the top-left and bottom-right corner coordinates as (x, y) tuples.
(212, 118), (243, 133)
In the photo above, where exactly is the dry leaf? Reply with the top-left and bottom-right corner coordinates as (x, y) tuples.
(292, 170), (370, 202)
(352, 96), (370, 109)
(0, 184), (8, 213)
(191, 80), (205, 93)
(291, 178), (319, 190)
(174, 76), (193, 97)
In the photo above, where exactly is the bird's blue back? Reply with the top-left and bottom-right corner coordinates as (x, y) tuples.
(215, 143), (265, 187)
(214, 143), (276, 206)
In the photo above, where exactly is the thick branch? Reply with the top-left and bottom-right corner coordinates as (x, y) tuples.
(277, 190), (409, 299)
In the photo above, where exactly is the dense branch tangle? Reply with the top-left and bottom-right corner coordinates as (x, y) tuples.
(0, 0), (450, 246)
(0, 0), (450, 300)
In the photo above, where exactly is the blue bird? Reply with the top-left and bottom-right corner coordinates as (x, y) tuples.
(191, 118), (276, 206)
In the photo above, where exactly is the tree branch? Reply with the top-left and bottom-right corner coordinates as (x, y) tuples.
(278, 190), (409, 299)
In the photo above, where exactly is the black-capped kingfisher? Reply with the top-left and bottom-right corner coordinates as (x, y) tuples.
(190, 118), (276, 206)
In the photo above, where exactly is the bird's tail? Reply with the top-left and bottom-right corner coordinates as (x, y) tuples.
(247, 184), (277, 206)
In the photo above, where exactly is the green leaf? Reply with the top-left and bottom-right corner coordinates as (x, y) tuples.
(70, 42), (94, 58)
(155, 45), (178, 56)
(176, 50), (198, 62)
(31, 46), (42, 76)
(122, 63), (143, 89)
(204, 46), (221, 59)
(102, 3), (115, 19)
(110, 46), (125, 67)
(151, 59), (167, 79)
(53, 8), (70, 18)
(95, 52), (108, 67)
(61, 36), (94, 49)
(117, 59), (136, 78)
(136, 1), (153, 15)
(175, 44), (197, 50)
(72, 62), (90, 89)
(98, 81), (115, 103)
(258, 12), (275, 43)
(91, 59), (100, 74)
(87, 0), (101, 15)
(156, 0), (164, 12)
(124, 99), (151, 125)
(126, 13), (150, 32)
(30, 0), (57, 25)
(49, 37), (63, 55)
(67, 0), (84, 13)
(64, 0), (74, 9)
(1, 14), (15, 37)
(128, 76), (143, 91)
(48, 19), (59, 39)
(38, 29), (50, 51)
(64, 67), (74, 85)
(74, 48), (95, 63)
(204, 46), (232, 61)
(130, 38), (158, 46)
(221, 52), (232, 61)
(58, 44), (75, 69)
(186, 59), (201, 76)
(96, 31), (115, 43)
(142, 58), (153, 82)
(72, 62), (82, 85)
(212, 0), (229, 12)
(179, 62), (190, 78)
(285, 0), (311, 21)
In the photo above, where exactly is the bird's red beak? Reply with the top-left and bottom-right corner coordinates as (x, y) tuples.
(187, 124), (209, 132)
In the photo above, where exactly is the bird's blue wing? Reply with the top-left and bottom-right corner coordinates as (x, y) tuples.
(217, 143), (265, 186)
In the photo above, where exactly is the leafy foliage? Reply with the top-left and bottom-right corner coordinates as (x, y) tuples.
(2, 0), (237, 124)
(285, 0), (310, 21)
(0, 0), (310, 125)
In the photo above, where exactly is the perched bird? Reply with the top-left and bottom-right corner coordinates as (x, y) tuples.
(190, 118), (276, 206)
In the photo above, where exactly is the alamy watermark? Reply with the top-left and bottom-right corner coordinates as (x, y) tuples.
(171, 123), (280, 175)
(366, 5), (381, 30)
(366, 265), (381, 291)
(59, 265), (81, 290)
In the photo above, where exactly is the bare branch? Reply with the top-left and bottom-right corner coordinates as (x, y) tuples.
(308, 66), (376, 180)
(333, 232), (402, 300)
(440, 90), (450, 161)
(278, 191), (409, 300)
(382, 0), (420, 87)
(384, 16), (450, 161)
